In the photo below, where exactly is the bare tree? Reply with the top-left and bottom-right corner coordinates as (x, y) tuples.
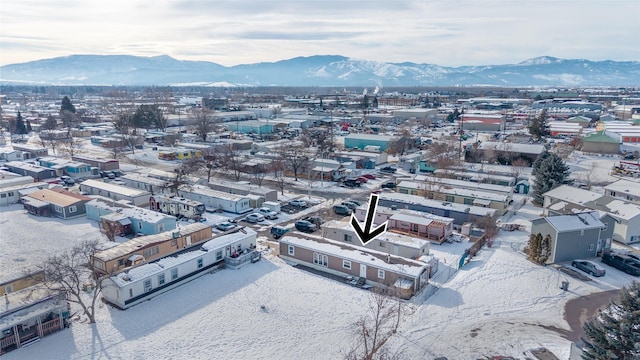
(170, 158), (201, 193)
(192, 108), (216, 142)
(343, 289), (409, 360)
(200, 147), (219, 183)
(48, 138), (59, 155)
(271, 159), (287, 195)
(387, 129), (413, 156)
(106, 142), (124, 159)
(221, 144), (244, 182)
(60, 136), (84, 157)
(251, 163), (268, 187)
(37, 240), (103, 324)
(276, 144), (309, 181)
(510, 158), (530, 181)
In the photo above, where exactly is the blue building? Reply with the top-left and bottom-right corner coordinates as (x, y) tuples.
(344, 134), (395, 151)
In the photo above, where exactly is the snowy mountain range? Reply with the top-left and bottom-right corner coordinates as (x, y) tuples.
(1, 54), (639, 87)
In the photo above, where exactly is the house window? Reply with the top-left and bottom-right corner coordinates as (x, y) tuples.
(589, 244), (595, 251)
(344, 234), (352, 242)
(379, 241), (386, 248)
(378, 269), (385, 279)
(412, 224), (418, 232)
(143, 246), (159, 258)
(118, 259), (125, 266)
(313, 253), (328, 267)
(158, 224), (164, 232)
(129, 289), (133, 298)
(445, 195), (455, 202)
(54, 206), (63, 213)
(343, 260), (351, 270)
(216, 250), (223, 261)
(138, 222), (143, 230)
(171, 239), (177, 247)
(94, 261), (105, 270)
(7, 192), (13, 196)
(158, 274), (165, 285)
(171, 268), (178, 280)
(197, 258), (203, 269)
(610, 191), (616, 197)
(143, 279), (152, 293)
(288, 245), (295, 256)
(0, 194), (5, 198)
(4, 284), (13, 294)
(463, 198), (474, 205)
(69, 205), (77, 213)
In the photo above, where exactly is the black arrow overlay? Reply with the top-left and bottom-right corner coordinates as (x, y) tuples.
(351, 194), (387, 245)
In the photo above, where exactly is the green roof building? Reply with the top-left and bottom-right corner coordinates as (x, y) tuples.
(582, 130), (621, 154)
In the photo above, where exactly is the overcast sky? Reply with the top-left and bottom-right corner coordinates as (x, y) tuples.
(1, 0), (638, 67)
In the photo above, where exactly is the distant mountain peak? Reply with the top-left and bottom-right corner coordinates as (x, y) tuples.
(518, 56), (563, 66)
(1, 54), (638, 86)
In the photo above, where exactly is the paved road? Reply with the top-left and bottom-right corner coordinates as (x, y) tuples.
(541, 289), (620, 342)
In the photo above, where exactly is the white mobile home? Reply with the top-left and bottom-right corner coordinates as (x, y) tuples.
(179, 185), (251, 214)
(79, 179), (152, 207)
(101, 228), (257, 309)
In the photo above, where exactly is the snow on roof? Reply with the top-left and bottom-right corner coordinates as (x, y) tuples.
(281, 236), (427, 277)
(600, 199), (640, 220)
(201, 227), (257, 250)
(412, 175), (513, 194)
(379, 192), (497, 217)
(180, 184), (250, 202)
(543, 185), (603, 205)
(94, 223), (210, 262)
(81, 179), (151, 197)
(389, 213), (434, 226)
(25, 188), (87, 207)
(122, 173), (167, 186)
(543, 212), (604, 232)
(344, 133), (395, 141)
(0, 181), (47, 194)
(323, 219), (429, 249)
(477, 142), (545, 154)
(397, 181), (509, 202)
(605, 179), (640, 198)
(0, 289), (66, 329)
(151, 194), (203, 207)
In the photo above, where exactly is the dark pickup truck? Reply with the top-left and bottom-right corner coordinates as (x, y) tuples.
(602, 253), (640, 276)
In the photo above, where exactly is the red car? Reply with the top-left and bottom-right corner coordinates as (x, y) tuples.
(356, 176), (369, 183)
(362, 174), (376, 180)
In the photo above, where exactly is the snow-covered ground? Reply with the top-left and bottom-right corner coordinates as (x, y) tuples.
(3, 199), (639, 360)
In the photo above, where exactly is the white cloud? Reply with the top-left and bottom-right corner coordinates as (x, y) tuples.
(1, 0), (638, 66)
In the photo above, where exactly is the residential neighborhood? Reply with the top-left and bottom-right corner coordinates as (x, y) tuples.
(1, 85), (640, 360)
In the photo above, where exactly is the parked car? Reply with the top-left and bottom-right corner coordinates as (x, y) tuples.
(257, 207), (279, 220)
(333, 204), (352, 216)
(572, 260), (606, 277)
(295, 220), (316, 233)
(216, 222), (236, 231)
(362, 174), (376, 180)
(288, 199), (307, 208)
(343, 179), (362, 188)
(341, 201), (358, 210)
(100, 170), (115, 179)
(381, 181), (396, 189)
(602, 253), (640, 276)
(59, 176), (75, 186)
(270, 226), (290, 239)
(356, 176), (369, 183)
(380, 166), (397, 174)
(301, 216), (323, 227)
(245, 213), (265, 223)
(111, 169), (123, 177)
(347, 200), (362, 206)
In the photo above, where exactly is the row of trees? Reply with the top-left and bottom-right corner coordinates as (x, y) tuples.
(525, 233), (551, 264)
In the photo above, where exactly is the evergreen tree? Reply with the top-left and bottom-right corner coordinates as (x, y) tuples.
(526, 233), (540, 262)
(15, 111), (27, 135)
(539, 234), (551, 264)
(532, 151), (551, 177)
(26, 119), (32, 132)
(531, 153), (572, 205)
(60, 96), (76, 113)
(528, 109), (550, 140)
(582, 281), (640, 359)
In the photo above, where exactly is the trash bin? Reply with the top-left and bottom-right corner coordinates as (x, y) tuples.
(560, 281), (569, 291)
